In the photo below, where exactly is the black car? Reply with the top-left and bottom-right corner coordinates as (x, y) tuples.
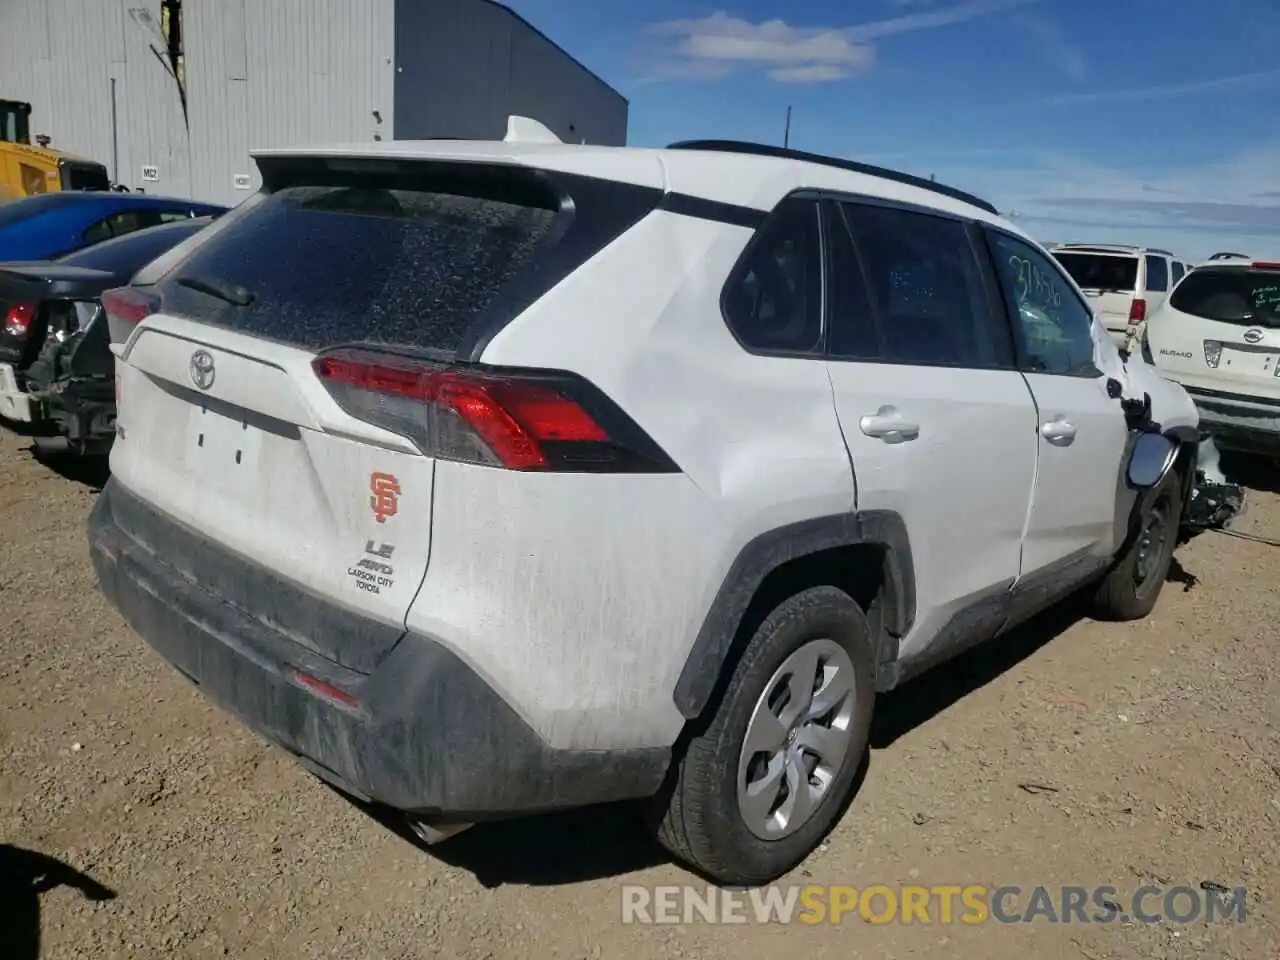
(0, 216), (216, 454)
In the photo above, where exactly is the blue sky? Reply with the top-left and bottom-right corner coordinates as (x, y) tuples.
(506, 0), (1280, 260)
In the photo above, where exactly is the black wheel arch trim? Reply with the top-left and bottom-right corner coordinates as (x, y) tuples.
(673, 510), (915, 719)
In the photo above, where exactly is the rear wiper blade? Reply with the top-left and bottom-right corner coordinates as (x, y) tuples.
(176, 274), (254, 307)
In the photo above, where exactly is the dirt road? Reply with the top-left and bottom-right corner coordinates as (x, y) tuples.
(1, 428), (1277, 959)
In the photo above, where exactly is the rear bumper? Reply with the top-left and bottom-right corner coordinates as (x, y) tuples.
(0, 362), (40, 423)
(1184, 387), (1280, 452)
(89, 480), (670, 817)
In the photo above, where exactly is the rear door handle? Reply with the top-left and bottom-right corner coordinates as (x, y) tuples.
(1040, 417), (1077, 446)
(859, 406), (920, 443)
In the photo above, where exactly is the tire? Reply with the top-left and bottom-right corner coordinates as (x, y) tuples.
(651, 586), (876, 886)
(1090, 468), (1182, 621)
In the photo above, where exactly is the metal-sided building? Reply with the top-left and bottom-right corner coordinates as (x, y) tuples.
(0, 0), (627, 207)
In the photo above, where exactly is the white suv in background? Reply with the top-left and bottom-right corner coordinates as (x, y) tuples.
(1050, 243), (1191, 351)
(90, 120), (1204, 886)
(1143, 256), (1280, 455)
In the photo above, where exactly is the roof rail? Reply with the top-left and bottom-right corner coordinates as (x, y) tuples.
(665, 139), (999, 216)
(1053, 242), (1180, 258)
(1208, 251), (1249, 260)
(1054, 242), (1140, 252)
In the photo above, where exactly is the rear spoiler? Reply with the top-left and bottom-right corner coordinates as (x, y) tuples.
(0, 263), (118, 301)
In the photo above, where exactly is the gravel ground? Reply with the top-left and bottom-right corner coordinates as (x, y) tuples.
(1, 427), (1278, 959)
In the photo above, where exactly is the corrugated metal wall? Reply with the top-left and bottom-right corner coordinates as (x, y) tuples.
(1, 0), (625, 208)
(393, 0), (627, 146)
(183, 0), (396, 206)
(0, 0), (192, 197)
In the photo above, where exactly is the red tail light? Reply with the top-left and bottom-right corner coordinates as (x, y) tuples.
(101, 287), (160, 342)
(1128, 298), (1147, 324)
(312, 347), (678, 473)
(1252, 261), (1280, 271)
(3, 301), (37, 337)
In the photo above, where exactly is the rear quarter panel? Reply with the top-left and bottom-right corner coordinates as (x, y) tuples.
(432, 209), (856, 751)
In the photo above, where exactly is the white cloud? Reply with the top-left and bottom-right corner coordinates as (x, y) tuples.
(912, 143), (1280, 259)
(645, 0), (1035, 84)
(842, 0), (1034, 41)
(772, 63), (869, 84)
(984, 67), (1280, 109)
(647, 13), (873, 83)
(1009, 12), (1088, 83)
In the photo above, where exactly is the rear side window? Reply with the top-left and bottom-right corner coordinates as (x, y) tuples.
(1169, 268), (1280, 326)
(1144, 255), (1169, 293)
(842, 201), (1002, 368)
(1171, 261), (1185, 284)
(722, 196), (822, 354)
(156, 164), (605, 355)
(1051, 252), (1138, 293)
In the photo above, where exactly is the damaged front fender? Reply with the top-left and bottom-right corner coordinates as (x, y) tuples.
(1117, 356), (1244, 531)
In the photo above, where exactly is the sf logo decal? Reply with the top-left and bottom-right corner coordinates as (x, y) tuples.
(370, 472), (401, 524)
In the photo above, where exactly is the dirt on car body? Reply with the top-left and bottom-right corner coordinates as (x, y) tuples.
(1, 429), (1278, 959)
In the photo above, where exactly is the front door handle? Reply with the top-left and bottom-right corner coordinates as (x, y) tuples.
(1041, 417), (1077, 446)
(859, 406), (920, 443)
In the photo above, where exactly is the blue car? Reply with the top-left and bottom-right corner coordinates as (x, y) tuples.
(0, 192), (227, 261)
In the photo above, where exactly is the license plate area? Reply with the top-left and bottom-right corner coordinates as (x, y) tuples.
(184, 401), (265, 486)
(1220, 347), (1279, 378)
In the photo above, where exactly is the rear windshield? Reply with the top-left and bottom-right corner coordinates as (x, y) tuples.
(1169, 267), (1280, 327)
(1051, 252), (1139, 293)
(158, 171), (568, 354)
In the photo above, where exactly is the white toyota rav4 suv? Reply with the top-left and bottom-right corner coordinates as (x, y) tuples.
(90, 120), (1205, 885)
(1143, 255), (1280, 455)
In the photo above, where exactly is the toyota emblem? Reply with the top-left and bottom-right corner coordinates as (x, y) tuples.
(1243, 328), (1264, 344)
(189, 350), (216, 390)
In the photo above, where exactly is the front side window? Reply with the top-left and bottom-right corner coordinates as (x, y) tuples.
(82, 218), (114, 245)
(987, 231), (1099, 377)
(82, 210), (150, 245)
(722, 197), (822, 354)
(842, 201), (1003, 368)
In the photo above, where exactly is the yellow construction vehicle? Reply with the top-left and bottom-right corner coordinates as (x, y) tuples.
(1, 99), (111, 202)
